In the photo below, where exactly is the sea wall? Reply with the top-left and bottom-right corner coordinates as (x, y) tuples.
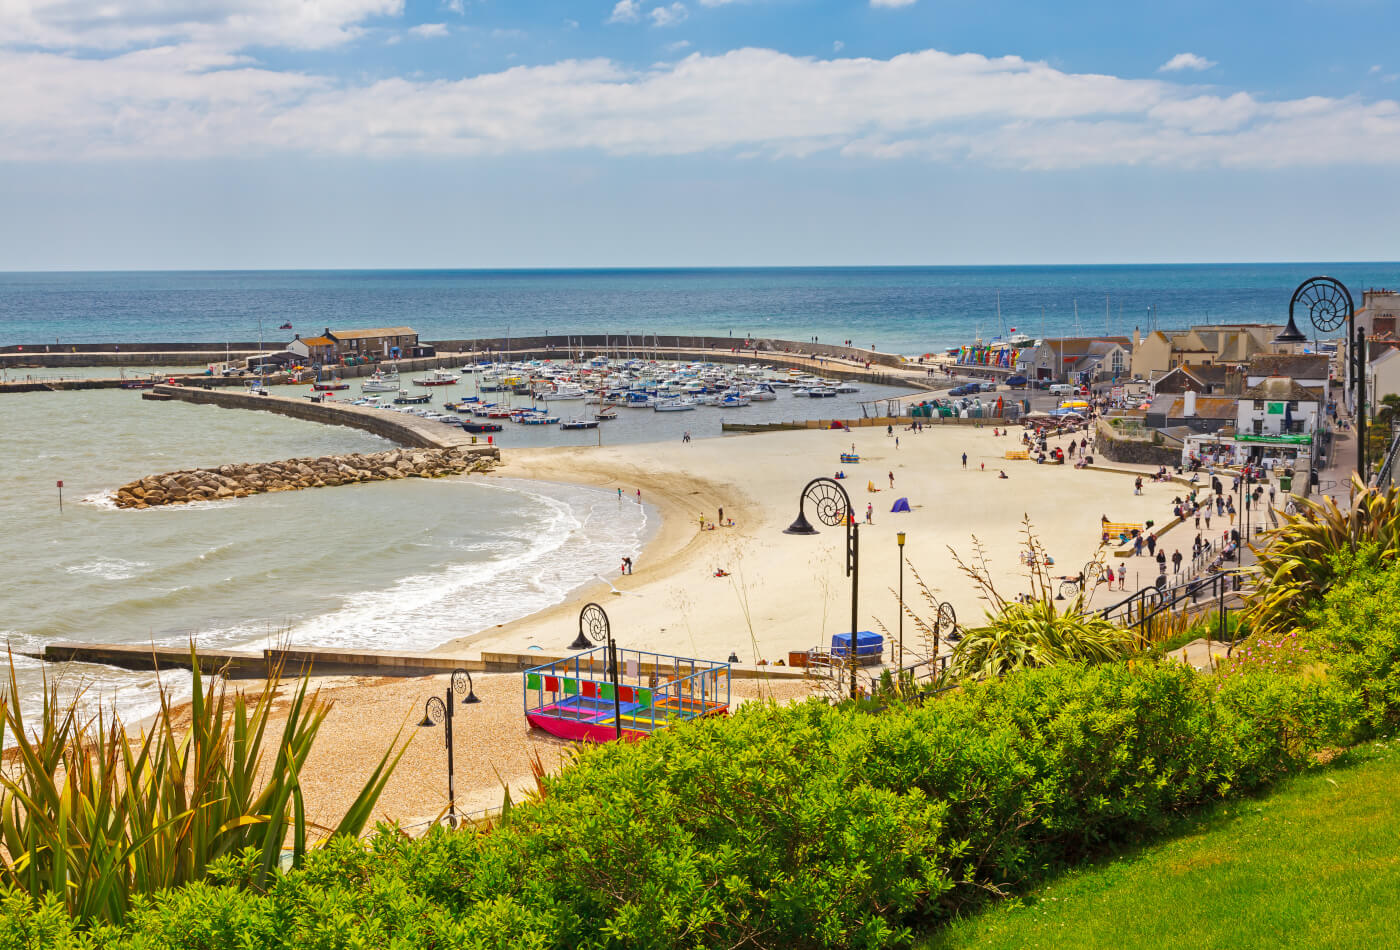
(113, 447), (496, 509)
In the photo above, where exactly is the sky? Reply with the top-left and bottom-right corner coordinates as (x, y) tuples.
(2, 0), (1399, 269)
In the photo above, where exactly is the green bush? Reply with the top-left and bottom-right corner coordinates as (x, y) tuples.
(0, 656), (1360, 950)
(1304, 555), (1400, 735)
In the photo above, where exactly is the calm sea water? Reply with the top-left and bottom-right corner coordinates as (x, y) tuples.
(2, 264), (1397, 354)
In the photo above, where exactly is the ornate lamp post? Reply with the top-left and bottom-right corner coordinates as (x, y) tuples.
(896, 531), (906, 670)
(1276, 277), (1363, 482)
(579, 602), (623, 740)
(419, 667), (482, 827)
(785, 477), (860, 700)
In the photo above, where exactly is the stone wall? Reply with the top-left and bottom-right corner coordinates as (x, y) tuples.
(114, 447), (495, 509)
(1094, 429), (1181, 466)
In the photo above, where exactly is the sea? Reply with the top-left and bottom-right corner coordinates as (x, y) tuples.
(2, 263), (1397, 356)
(2, 263), (1397, 717)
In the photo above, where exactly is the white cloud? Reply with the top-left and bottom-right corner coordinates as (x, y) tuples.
(1, 43), (1397, 170)
(608, 0), (641, 23)
(1, 0), (405, 51)
(870, 0), (917, 8)
(649, 3), (688, 26)
(442, 0), (465, 13)
(665, 39), (692, 52)
(1159, 52), (1216, 73)
(833, 40), (844, 52)
(564, 18), (579, 28)
(409, 22), (449, 38)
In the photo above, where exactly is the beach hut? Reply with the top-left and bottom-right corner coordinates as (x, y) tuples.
(890, 497), (911, 513)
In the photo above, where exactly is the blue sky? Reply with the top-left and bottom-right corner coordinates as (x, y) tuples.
(2, 0), (1398, 268)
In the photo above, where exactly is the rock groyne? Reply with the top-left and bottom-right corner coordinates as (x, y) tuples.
(113, 447), (495, 509)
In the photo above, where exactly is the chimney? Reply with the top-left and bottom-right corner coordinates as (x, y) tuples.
(1183, 389), (1197, 418)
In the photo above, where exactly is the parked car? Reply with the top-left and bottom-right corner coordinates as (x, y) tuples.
(1005, 375), (1028, 388)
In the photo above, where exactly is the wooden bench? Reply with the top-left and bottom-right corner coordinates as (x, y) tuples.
(1102, 522), (1144, 542)
(1004, 449), (1030, 460)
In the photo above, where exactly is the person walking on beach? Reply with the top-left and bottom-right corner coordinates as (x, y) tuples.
(636, 489), (642, 504)
(888, 471), (894, 489)
(962, 452), (968, 469)
(618, 488), (623, 500)
(718, 506), (724, 525)
(1117, 563), (1126, 590)
(865, 502), (873, 524)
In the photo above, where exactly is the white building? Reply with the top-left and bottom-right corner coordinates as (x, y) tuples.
(1236, 377), (1323, 437)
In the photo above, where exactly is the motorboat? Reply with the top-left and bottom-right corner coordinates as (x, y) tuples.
(461, 421), (503, 433)
(393, 391), (432, 405)
(743, 384), (778, 401)
(833, 383), (860, 394)
(595, 410), (619, 421)
(414, 369), (460, 387)
(560, 419), (600, 430)
(654, 396), (698, 412)
(361, 373), (399, 392)
(808, 386), (838, 398)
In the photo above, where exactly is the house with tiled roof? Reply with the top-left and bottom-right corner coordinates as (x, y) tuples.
(1130, 324), (1292, 380)
(1151, 362), (1242, 396)
(1144, 392), (1239, 433)
(1237, 376), (1323, 437)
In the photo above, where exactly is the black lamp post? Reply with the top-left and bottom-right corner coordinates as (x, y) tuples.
(785, 477), (860, 700)
(896, 531), (906, 671)
(419, 667), (482, 827)
(579, 602), (623, 740)
(1276, 277), (1363, 482)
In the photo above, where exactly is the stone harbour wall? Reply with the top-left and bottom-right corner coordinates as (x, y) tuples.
(113, 447), (496, 509)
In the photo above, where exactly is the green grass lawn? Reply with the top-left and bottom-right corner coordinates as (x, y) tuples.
(924, 740), (1400, 950)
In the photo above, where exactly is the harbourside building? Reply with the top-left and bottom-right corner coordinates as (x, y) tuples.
(286, 326), (424, 363)
(1016, 337), (1131, 383)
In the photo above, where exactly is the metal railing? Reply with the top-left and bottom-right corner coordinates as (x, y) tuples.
(1376, 431), (1400, 489)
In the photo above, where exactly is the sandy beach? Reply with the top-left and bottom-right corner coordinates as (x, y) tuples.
(238, 419), (1190, 832)
(448, 420), (1184, 664)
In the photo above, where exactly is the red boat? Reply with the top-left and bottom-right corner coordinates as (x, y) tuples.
(313, 381), (349, 391)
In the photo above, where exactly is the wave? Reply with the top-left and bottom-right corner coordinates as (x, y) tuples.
(65, 557), (151, 581)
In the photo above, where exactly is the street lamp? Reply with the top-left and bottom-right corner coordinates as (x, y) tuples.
(785, 477), (860, 700)
(579, 602), (623, 740)
(1277, 277), (1363, 482)
(896, 531), (906, 671)
(418, 667), (482, 827)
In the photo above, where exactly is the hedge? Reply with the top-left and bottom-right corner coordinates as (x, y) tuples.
(0, 646), (1371, 950)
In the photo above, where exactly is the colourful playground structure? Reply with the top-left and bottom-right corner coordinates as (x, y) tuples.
(522, 647), (732, 742)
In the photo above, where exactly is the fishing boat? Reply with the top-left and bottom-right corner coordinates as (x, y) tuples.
(414, 369), (460, 387)
(313, 380), (350, 391)
(393, 391), (432, 405)
(594, 410), (619, 421)
(560, 419), (600, 430)
(461, 421), (503, 433)
(833, 383), (860, 394)
(361, 370), (400, 392)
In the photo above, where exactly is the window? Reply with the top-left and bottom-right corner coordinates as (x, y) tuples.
(1253, 420), (1264, 435)
(1254, 400), (1265, 410)
(1288, 401), (1298, 411)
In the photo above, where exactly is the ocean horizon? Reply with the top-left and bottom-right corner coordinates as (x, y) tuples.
(3, 262), (1396, 356)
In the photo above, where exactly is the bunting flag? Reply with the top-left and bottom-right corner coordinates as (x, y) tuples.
(582, 680), (598, 698)
(544, 676), (559, 692)
(527, 673), (541, 690)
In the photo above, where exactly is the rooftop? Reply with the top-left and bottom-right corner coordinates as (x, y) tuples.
(332, 327), (417, 340)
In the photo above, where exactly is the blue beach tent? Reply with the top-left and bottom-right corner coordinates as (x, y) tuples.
(890, 497), (911, 513)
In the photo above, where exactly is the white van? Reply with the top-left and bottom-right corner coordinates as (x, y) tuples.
(1048, 383), (1075, 395)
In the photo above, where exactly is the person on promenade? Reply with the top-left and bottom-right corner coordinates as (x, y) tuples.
(1156, 550), (1167, 573)
(1172, 549), (1183, 574)
(1134, 476), (1143, 496)
(1117, 563), (1127, 589)
(1133, 535), (1143, 557)
(1205, 510), (1212, 530)
(1147, 534), (1157, 557)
